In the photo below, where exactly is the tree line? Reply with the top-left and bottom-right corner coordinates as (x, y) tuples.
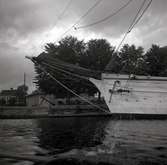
(34, 36), (167, 97)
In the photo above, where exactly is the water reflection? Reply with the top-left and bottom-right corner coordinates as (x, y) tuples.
(0, 120), (39, 154)
(0, 118), (167, 165)
(103, 120), (167, 164)
(37, 119), (167, 164)
(0, 119), (44, 165)
(37, 117), (110, 153)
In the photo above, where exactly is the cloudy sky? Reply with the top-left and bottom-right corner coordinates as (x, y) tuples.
(0, 0), (166, 92)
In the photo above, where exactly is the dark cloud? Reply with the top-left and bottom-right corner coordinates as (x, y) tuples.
(0, 0), (166, 43)
(73, 0), (167, 39)
(0, 0), (73, 39)
(0, 0), (166, 91)
(0, 0), (166, 39)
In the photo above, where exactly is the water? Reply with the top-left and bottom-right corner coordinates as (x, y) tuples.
(0, 118), (167, 165)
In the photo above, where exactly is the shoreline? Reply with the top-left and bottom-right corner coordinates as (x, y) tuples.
(0, 105), (167, 120)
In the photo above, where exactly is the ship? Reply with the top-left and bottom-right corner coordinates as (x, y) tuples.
(27, 55), (167, 118)
(25, 0), (166, 118)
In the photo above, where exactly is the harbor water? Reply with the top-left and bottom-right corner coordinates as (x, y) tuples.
(0, 117), (167, 165)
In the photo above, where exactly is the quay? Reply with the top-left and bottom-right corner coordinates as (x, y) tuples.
(1, 105), (167, 120)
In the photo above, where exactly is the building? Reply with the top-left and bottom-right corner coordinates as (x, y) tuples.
(0, 87), (27, 106)
(26, 90), (55, 108)
(0, 89), (18, 105)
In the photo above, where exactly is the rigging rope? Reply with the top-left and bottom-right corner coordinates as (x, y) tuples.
(57, 0), (102, 40)
(36, 55), (101, 79)
(115, 0), (152, 88)
(48, 75), (109, 113)
(128, 0), (152, 32)
(55, 0), (73, 25)
(33, 59), (110, 114)
(30, 1), (152, 113)
(115, 0), (152, 53)
(76, 0), (133, 29)
(38, 61), (100, 88)
(105, 0), (152, 90)
(42, 61), (89, 80)
(40, 0), (73, 50)
(42, 55), (99, 74)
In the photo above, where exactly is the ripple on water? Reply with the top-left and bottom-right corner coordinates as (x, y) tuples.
(0, 118), (167, 165)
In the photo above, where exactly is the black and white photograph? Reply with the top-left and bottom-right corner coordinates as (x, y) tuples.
(0, 0), (167, 164)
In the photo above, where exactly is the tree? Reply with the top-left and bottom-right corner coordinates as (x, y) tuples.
(82, 39), (114, 71)
(57, 36), (85, 64)
(105, 52), (122, 73)
(17, 85), (28, 95)
(145, 45), (167, 76)
(34, 36), (97, 98)
(44, 43), (58, 54)
(44, 36), (85, 64)
(17, 84), (28, 105)
(36, 37), (167, 99)
(118, 44), (145, 74)
(105, 44), (145, 74)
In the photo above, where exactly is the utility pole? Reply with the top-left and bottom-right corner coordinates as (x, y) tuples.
(24, 73), (26, 105)
(24, 73), (26, 87)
